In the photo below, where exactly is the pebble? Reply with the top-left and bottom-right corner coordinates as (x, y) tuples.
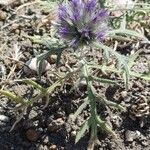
(49, 145), (57, 150)
(47, 118), (64, 132)
(23, 57), (51, 75)
(29, 110), (38, 120)
(11, 23), (19, 31)
(26, 129), (39, 142)
(120, 91), (128, 98)
(71, 130), (76, 137)
(0, 115), (10, 123)
(0, 10), (7, 20)
(39, 145), (48, 150)
(43, 135), (49, 144)
(48, 55), (57, 64)
(125, 130), (135, 142)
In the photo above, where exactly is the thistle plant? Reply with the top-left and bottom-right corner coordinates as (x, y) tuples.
(0, 0), (150, 150)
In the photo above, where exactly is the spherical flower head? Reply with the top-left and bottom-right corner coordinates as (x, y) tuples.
(57, 0), (108, 49)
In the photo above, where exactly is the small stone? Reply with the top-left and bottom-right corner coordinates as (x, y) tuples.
(43, 136), (49, 144)
(39, 145), (48, 150)
(71, 130), (76, 137)
(60, 66), (67, 72)
(26, 129), (39, 142)
(48, 55), (57, 64)
(23, 57), (51, 75)
(121, 91), (127, 98)
(0, 10), (7, 20)
(47, 118), (64, 132)
(49, 145), (57, 150)
(125, 130), (135, 142)
(29, 110), (38, 120)
(0, 115), (10, 123)
(141, 141), (148, 146)
(11, 23), (19, 31)
(78, 79), (87, 90)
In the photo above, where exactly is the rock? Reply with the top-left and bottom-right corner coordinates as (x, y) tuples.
(26, 129), (39, 142)
(49, 145), (57, 150)
(0, 10), (7, 21)
(47, 118), (64, 132)
(125, 130), (135, 142)
(43, 135), (49, 144)
(141, 140), (148, 146)
(120, 91), (128, 98)
(23, 57), (51, 75)
(71, 130), (76, 137)
(29, 110), (38, 120)
(39, 145), (48, 150)
(48, 55), (57, 64)
(0, 115), (10, 123)
(11, 23), (19, 31)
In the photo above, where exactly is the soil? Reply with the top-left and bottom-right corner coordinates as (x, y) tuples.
(0, 1), (150, 150)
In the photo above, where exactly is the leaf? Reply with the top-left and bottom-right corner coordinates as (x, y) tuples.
(94, 42), (130, 89)
(23, 79), (46, 93)
(128, 49), (143, 69)
(108, 29), (148, 41)
(70, 98), (89, 121)
(75, 118), (92, 143)
(47, 80), (62, 94)
(130, 71), (150, 81)
(89, 76), (117, 84)
(96, 115), (116, 137)
(0, 90), (26, 105)
(95, 94), (125, 111)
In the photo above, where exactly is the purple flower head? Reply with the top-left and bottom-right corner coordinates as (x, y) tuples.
(57, 0), (108, 49)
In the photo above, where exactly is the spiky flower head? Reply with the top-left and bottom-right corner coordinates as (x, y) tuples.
(57, 0), (108, 49)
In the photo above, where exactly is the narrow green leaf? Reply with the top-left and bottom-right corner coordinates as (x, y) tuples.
(70, 98), (89, 121)
(108, 29), (148, 41)
(95, 94), (125, 111)
(47, 80), (62, 94)
(128, 50), (143, 69)
(96, 115), (116, 137)
(75, 118), (92, 143)
(89, 76), (117, 84)
(0, 90), (26, 105)
(94, 42), (130, 89)
(23, 79), (46, 93)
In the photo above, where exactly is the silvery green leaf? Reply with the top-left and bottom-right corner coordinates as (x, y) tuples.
(75, 118), (92, 143)
(70, 98), (89, 122)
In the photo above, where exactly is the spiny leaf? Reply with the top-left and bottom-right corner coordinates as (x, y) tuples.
(94, 42), (130, 89)
(128, 49), (143, 69)
(75, 118), (92, 143)
(95, 94), (125, 111)
(96, 115), (116, 137)
(108, 29), (148, 41)
(70, 98), (89, 121)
